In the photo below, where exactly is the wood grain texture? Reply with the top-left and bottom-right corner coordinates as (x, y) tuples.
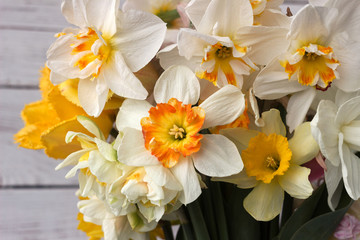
(0, 89), (78, 186)
(0, 189), (84, 240)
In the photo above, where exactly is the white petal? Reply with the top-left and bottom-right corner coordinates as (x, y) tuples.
(332, 34), (360, 92)
(335, 96), (360, 126)
(117, 128), (159, 166)
(85, 0), (119, 37)
(78, 77), (109, 117)
(144, 165), (182, 191)
(243, 181), (284, 221)
(77, 115), (105, 140)
(113, 10), (166, 72)
(253, 57), (307, 99)
(171, 157), (201, 204)
(197, 0), (253, 35)
(278, 164), (313, 199)
(212, 170), (258, 189)
(220, 127), (259, 153)
(88, 151), (121, 183)
(324, 159), (343, 210)
(65, 161), (89, 178)
(234, 26), (289, 65)
(116, 99), (152, 131)
(61, 0), (88, 28)
(286, 88), (316, 133)
(103, 52), (148, 100)
(157, 44), (199, 71)
(122, 0), (151, 12)
(78, 198), (108, 221)
(55, 149), (90, 170)
(192, 134), (243, 177)
(261, 109), (286, 136)
(338, 133), (360, 200)
(94, 138), (117, 162)
(199, 85), (245, 129)
(311, 100), (340, 166)
(289, 122), (319, 165)
(185, 0), (211, 30)
(255, 9), (291, 27)
(177, 28), (218, 60)
(46, 34), (83, 79)
(49, 71), (68, 85)
(342, 121), (360, 149)
(154, 65), (200, 105)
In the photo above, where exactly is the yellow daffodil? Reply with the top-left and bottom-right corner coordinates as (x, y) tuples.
(14, 66), (116, 159)
(216, 109), (319, 221)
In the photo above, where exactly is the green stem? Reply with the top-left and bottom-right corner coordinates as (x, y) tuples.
(281, 193), (294, 227)
(187, 200), (211, 240)
(160, 220), (174, 240)
(176, 207), (195, 240)
(210, 182), (229, 240)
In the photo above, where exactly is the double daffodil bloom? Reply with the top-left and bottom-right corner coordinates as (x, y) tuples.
(47, 0), (166, 117)
(116, 65), (245, 204)
(254, 4), (360, 132)
(217, 109), (319, 221)
(311, 93), (360, 210)
(158, 0), (289, 89)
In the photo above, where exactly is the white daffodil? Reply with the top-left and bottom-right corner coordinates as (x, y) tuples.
(116, 65), (245, 204)
(254, 4), (360, 132)
(216, 109), (319, 221)
(55, 116), (124, 198)
(311, 94), (360, 210)
(78, 196), (152, 240)
(158, 0), (289, 89)
(47, 0), (166, 117)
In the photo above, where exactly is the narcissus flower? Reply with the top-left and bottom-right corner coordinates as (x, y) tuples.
(254, 4), (360, 132)
(116, 65), (245, 204)
(158, 0), (289, 89)
(217, 109), (319, 221)
(311, 94), (360, 210)
(47, 0), (166, 116)
(14, 66), (115, 159)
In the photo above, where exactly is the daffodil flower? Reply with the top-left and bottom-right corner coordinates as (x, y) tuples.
(217, 109), (319, 221)
(254, 4), (360, 132)
(158, 0), (289, 89)
(311, 94), (360, 210)
(78, 197), (152, 240)
(116, 65), (245, 204)
(47, 0), (166, 117)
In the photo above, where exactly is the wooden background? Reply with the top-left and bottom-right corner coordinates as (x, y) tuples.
(0, 1), (307, 239)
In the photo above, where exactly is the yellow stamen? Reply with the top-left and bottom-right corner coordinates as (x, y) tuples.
(169, 124), (186, 139)
(266, 156), (279, 170)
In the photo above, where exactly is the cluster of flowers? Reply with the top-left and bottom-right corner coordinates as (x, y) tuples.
(15, 0), (360, 239)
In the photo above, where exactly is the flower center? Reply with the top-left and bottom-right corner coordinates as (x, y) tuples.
(141, 98), (205, 168)
(70, 28), (111, 79)
(197, 42), (256, 87)
(281, 43), (339, 91)
(169, 124), (186, 139)
(242, 132), (292, 183)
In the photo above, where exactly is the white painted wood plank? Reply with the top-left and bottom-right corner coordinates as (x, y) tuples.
(0, 29), (56, 86)
(0, 0), (66, 31)
(0, 189), (85, 240)
(0, 89), (78, 186)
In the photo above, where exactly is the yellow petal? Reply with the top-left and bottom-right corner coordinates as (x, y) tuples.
(41, 114), (114, 159)
(14, 124), (44, 149)
(77, 212), (104, 240)
(57, 78), (82, 107)
(39, 66), (54, 100)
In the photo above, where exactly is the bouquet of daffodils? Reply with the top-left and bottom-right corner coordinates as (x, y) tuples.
(15, 0), (360, 239)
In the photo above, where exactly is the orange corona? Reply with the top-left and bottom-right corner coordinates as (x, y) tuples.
(141, 98), (205, 168)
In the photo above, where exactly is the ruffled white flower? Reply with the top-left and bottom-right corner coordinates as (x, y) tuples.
(216, 109), (318, 221)
(56, 116), (123, 198)
(78, 196), (152, 240)
(47, 0), (166, 117)
(254, 4), (360, 132)
(158, 0), (289, 89)
(311, 93), (360, 210)
(116, 65), (245, 204)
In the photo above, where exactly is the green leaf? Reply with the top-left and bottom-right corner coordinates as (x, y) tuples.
(200, 186), (218, 240)
(156, 9), (180, 26)
(187, 199), (211, 240)
(277, 184), (325, 240)
(290, 192), (353, 240)
(210, 182), (229, 240)
(223, 184), (261, 240)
